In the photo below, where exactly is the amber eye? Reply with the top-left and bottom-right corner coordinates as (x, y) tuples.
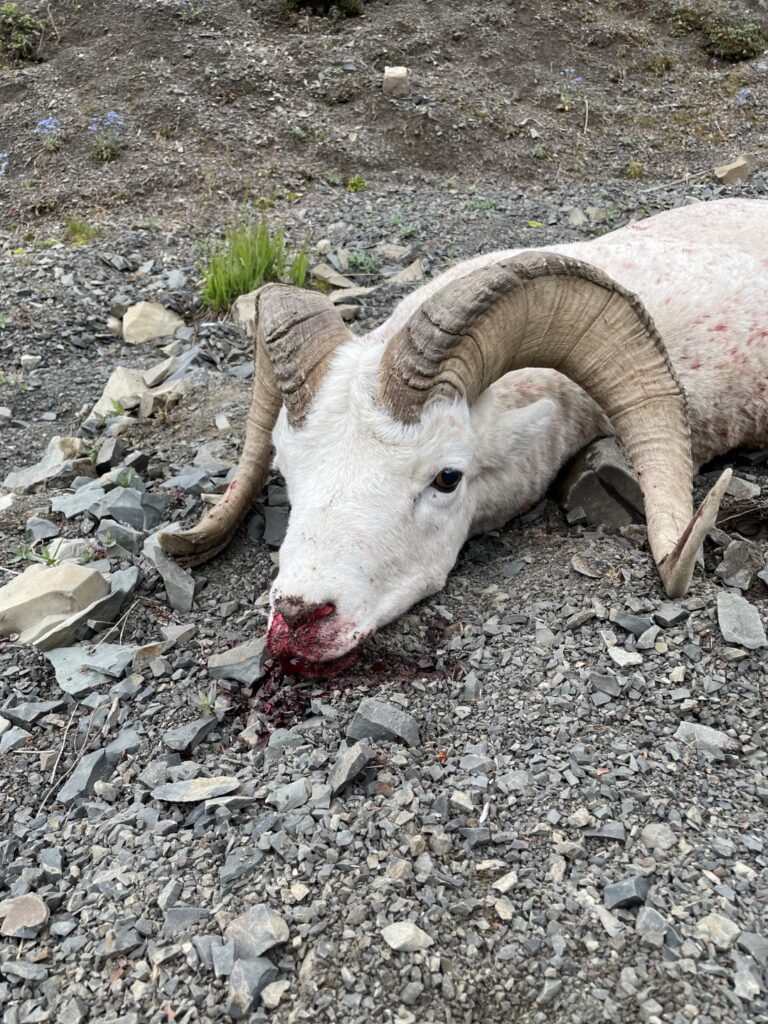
(431, 468), (463, 493)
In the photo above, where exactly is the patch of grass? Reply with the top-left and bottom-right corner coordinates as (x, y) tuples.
(65, 216), (100, 245)
(704, 15), (765, 61)
(465, 198), (496, 212)
(200, 219), (309, 314)
(346, 174), (367, 193)
(286, 0), (362, 16)
(9, 541), (55, 566)
(347, 250), (380, 274)
(669, 4), (766, 61)
(0, 3), (43, 62)
(624, 160), (645, 179)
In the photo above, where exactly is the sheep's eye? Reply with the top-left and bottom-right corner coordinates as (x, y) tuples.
(431, 468), (463, 493)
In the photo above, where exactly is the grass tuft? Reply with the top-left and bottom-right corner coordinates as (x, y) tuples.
(200, 220), (308, 313)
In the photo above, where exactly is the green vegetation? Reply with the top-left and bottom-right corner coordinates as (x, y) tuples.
(0, 3), (43, 62)
(347, 250), (380, 274)
(624, 160), (645, 179)
(200, 219), (308, 314)
(65, 217), (100, 245)
(346, 174), (367, 193)
(286, 0), (362, 16)
(9, 541), (55, 566)
(669, 4), (766, 61)
(465, 198), (496, 212)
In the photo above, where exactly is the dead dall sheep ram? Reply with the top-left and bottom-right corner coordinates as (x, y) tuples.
(160, 198), (768, 671)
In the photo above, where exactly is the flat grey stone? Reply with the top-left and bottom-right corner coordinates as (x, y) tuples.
(346, 697), (420, 747)
(716, 540), (763, 590)
(267, 779), (311, 813)
(1, 699), (64, 728)
(674, 720), (739, 755)
(97, 518), (144, 555)
(57, 748), (113, 805)
(717, 592), (767, 649)
(654, 602), (688, 628)
(263, 506), (289, 548)
(604, 875), (650, 909)
(151, 776), (240, 802)
(226, 957), (279, 1020)
(45, 643), (137, 699)
(585, 822), (626, 843)
(0, 726), (31, 754)
(163, 717), (217, 752)
(732, 952), (761, 1001)
(613, 612), (652, 637)
(640, 822), (676, 851)
(95, 437), (126, 472)
(162, 467), (216, 496)
(211, 937), (236, 978)
(695, 912), (740, 949)
(636, 906), (667, 947)
(737, 932), (768, 966)
(162, 906), (211, 936)
(0, 894), (49, 938)
(25, 516), (59, 542)
(381, 921), (434, 952)
(589, 673), (621, 697)
(143, 536), (195, 612)
(327, 741), (373, 796)
(224, 904), (289, 960)
(208, 637), (267, 684)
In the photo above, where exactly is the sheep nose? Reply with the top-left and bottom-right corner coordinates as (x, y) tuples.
(273, 598), (336, 630)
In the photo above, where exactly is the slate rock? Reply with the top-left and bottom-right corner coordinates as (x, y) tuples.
(97, 518), (144, 555)
(151, 776), (240, 803)
(1, 699), (64, 728)
(224, 904), (289, 960)
(717, 592), (767, 649)
(3, 435), (94, 492)
(163, 717), (217, 753)
(695, 912), (740, 949)
(0, 894), (50, 938)
(674, 719), (739, 755)
(226, 957), (279, 1020)
(327, 741), (373, 796)
(640, 822), (676, 851)
(381, 921), (434, 952)
(346, 697), (420, 747)
(0, 726), (31, 754)
(267, 779), (311, 813)
(716, 540), (763, 590)
(143, 535), (195, 613)
(0, 562), (109, 646)
(737, 932), (768, 966)
(603, 875), (650, 909)
(122, 301), (184, 345)
(654, 602), (688, 628)
(208, 637), (267, 684)
(161, 906), (211, 936)
(613, 612), (652, 637)
(25, 516), (59, 542)
(263, 506), (290, 548)
(95, 437), (126, 473)
(57, 748), (113, 805)
(45, 643), (137, 699)
(636, 906), (667, 947)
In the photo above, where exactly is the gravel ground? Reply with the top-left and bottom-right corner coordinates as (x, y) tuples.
(1, 176), (768, 1024)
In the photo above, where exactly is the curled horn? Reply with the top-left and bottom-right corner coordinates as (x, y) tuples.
(378, 251), (730, 597)
(159, 285), (351, 566)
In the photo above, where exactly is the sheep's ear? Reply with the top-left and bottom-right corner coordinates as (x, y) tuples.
(502, 397), (555, 444)
(474, 396), (556, 470)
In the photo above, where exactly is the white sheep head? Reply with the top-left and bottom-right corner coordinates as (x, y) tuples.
(159, 252), (730, 672)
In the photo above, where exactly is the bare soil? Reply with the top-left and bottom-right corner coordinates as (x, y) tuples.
(1, 0), (767, 234)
